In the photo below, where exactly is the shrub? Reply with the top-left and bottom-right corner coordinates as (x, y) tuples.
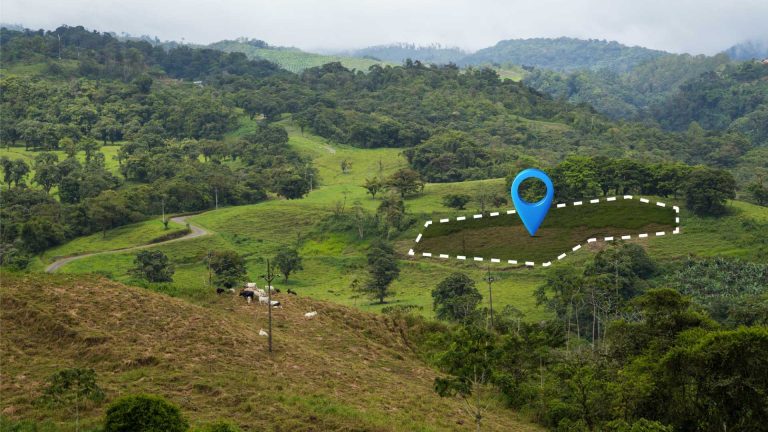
(103, 394), (188, 432)
(442, 194), (471, 210)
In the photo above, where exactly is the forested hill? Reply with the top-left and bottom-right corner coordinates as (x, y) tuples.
(522, 53), (733, 119)
(458, 37), (667, 72)
(652, 60), (768, 137)
(0, 26), (284, 81)
(523, 55), (768, 151)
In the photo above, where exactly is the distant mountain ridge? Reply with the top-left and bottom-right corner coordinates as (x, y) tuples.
(457, 37), (668, 72)
(724, 39), (768, 61)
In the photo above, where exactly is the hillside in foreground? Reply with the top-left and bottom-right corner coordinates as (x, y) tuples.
(0, 273), (540, 431)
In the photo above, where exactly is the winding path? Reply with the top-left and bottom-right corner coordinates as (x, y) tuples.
(45, 216), (211, 273)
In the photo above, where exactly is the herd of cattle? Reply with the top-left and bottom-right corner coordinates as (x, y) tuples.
(218, 282), (318, 321)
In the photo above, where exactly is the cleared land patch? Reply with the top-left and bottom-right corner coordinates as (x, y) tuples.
(414, 197), (677, 264)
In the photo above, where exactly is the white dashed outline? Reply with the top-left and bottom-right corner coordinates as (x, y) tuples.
(407, 196), (680, 267)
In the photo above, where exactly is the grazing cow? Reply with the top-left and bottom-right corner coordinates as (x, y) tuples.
(287, 289), (297, 295)
(228, 288), (236, 293)
(246, 282), (257, 289)
(259, 329), (268, 337)
(216, 287), (225, 295)
(239, 290), (256, 303)
(258, 295), (270, 304)
(304, 311), (317, 319)
(270, 300), (282, 308)
(255, 289), (267, 297)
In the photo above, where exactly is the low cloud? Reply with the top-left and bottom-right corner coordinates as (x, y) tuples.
(3, 0), (767, 54)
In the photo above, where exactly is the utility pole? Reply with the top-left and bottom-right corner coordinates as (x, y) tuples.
(262, 259), (276, 353)
(161, 197), (167, 229)
(486, 265), (494, 330)
(206, 250), (212, 290)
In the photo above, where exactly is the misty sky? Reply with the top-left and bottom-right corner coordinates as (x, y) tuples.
(2, 0), (767, 54)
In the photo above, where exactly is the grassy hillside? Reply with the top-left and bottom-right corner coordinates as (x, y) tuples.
(209, 40), (387, 73)
(0, 273), (541, 431)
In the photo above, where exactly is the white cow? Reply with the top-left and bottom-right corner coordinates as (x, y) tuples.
(259, 329), (268, 337)
(304, 311), (318, 319)
(258, 296), (269, 304)
(246, 282), (257, 289)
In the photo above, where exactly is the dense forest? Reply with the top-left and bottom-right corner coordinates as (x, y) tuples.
(523, 54), (768, 149)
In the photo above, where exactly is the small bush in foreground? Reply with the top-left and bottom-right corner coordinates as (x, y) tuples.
(103, 394), (187, 432)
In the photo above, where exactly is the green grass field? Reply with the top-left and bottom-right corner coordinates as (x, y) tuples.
(0, 145), (122, 178)
(44, 117), (768, 323)
(41, 218), (186, 262)
(210, 41), (389, 73)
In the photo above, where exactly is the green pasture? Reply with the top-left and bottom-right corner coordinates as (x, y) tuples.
(41, 218), (186, 262)
(0, 145), (122, 178)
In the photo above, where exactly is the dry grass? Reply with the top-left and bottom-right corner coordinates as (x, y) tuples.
(0, 273), (540, 432)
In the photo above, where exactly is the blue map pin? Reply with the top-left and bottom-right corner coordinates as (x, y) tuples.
(511, 168), (554, 236)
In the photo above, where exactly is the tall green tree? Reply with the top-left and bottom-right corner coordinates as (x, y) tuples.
(208, 250), (247, 289)
(432, 272), (482, 323)
(129, 250), (175, 282)
(33, 152), (61, 193)
(362, 240), (400, 304)
(275, 172), (310, 200)
(273, 247), (303, 282)
(386, 168), (423, 198)
(363, 177), (382, 199)
(85, 190), (131, 237)
(684, 168), (736, 216)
